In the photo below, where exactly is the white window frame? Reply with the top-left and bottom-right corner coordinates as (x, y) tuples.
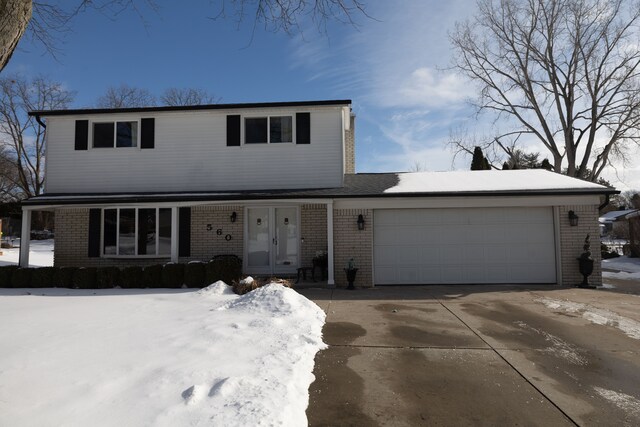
(101, 207), (172, 258)
(243, 115), (295, 145)
(91, 120), (140, 149)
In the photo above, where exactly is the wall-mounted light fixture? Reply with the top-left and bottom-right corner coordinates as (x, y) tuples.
(257, 218), (262, 226)
(284, 217), (289, 225)
(568, 210), (579, 227)
(230, 211), (237, 223)
(357, 214), (365, 231)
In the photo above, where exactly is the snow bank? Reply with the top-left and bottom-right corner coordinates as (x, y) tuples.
(0, 282), (327, 426)
(537, 297), (640, 340)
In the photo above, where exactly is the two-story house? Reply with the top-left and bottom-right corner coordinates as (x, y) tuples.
(22, 99), (616, 287)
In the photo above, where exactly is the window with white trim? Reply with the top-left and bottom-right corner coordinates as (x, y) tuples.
(103, 208), (171, 256)
(245, 115), (293, 144)
(93, 121), (138, 148)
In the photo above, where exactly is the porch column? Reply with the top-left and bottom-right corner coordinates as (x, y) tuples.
(171, 207), (179, 263)
(19, 208), (31, 267)
(327, 200), (335, 287)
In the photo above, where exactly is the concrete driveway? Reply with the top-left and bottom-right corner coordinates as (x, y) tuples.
(300, 283), (640, 426)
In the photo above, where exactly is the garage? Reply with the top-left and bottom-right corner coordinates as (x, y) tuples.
(373, 207), (557, 285)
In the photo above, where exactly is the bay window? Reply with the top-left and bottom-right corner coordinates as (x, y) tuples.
(103, 208), (172, 257)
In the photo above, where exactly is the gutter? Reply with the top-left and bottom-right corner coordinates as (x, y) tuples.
(598, 193), (610, 211)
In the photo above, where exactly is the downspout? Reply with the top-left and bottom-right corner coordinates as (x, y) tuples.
(598, 194), (610, 211)
(34, 114), (46, 129)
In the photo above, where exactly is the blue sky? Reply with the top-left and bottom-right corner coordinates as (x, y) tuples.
(5, 1), (640, 190)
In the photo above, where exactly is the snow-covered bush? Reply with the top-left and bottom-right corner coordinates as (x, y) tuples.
(121, 266), (144, 288)
(232, 276), (292, 295)
(0, 266), (18, 287)
(184, 262), (206, 288)
(96, 267), (120, 289)
(10, 268), (32, 288)
(72, 267), (97, 289)
(143, 264), (162, 287)
(31, 267), (56, 288)
(53, 267), (77, 287)
(162, 263), (185, 288)
(206, 255), (242, 285)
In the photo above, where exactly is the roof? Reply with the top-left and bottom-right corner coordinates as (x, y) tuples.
(599, 209), (639, 222)
(385, 170), (610, 193)
(23, 170), (616, 206)
(28, 99), (352, 117)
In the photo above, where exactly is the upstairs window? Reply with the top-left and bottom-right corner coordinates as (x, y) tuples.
(245, 116), (293, 144)
(93, 121), (138, 148)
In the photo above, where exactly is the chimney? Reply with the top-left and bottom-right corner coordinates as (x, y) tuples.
(344, 112), (356, 174)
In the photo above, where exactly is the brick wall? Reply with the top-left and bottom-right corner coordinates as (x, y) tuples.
(558, 205), (602, 286)
(300, 204), (327, 268)
(333, 208), (373, 287)
(188, 205), (244, 262)
(344, 114), (355, 174)
(54, 208), (171, 268)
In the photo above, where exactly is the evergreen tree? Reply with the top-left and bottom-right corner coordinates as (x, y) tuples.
(470, 146), (490, 170)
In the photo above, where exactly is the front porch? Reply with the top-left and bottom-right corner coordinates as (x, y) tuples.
(18, 200), (344, 287)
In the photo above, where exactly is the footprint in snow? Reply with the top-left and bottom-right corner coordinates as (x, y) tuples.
(208, 377), (230, 397)
(181, 384), (205, 405)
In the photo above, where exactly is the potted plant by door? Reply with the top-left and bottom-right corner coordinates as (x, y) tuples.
(344, 258), (358, 290)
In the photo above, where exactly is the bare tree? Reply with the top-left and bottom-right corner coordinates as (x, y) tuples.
(408, 160), (427, 172)
(0, 75), (74, 199)
(160, 88), (220, 106)
(449, 0), (640, 182)
(1, 0), (368, 73)
(0, 146), (20, 202)
(0, 1), (32, 72)
(96, 84), (156, 108)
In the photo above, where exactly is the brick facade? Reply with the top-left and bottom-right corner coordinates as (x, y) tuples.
(188, 205), (244, 262)
(558, 205), (602, 286)
(333, 209), (373, 287)
(300, 204), (328, 269)
(54, 203), (602, 287)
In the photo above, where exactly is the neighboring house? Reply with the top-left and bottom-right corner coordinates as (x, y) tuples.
(21, 100), (617, 287)
(599, 209), (638, 239)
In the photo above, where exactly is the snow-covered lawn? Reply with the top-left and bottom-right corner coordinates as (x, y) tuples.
(602, 255), (640, 280)
(0, 282), (326, 426)
(0, 239), (54, 267)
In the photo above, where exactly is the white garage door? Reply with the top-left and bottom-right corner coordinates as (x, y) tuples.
(374, 207), (557, 285)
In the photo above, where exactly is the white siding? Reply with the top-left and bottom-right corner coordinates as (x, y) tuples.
(44, 106), (345, 193)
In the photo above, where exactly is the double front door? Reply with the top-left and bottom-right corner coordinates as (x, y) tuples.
(245, 207), (299, 275)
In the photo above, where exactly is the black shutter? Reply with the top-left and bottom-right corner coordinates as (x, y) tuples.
(88, 209), (101, 257)
(296, 112), (310, 144)
(179, 207), (191, 257)
(75, 120), (89, 150)
(141, 118), (155, 149)
(227, 115), (241, 146)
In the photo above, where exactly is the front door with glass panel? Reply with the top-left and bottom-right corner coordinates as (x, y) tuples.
(246, 207), (299, 275)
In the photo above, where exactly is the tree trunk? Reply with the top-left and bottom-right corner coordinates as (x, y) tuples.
(0, 0), (32, 72)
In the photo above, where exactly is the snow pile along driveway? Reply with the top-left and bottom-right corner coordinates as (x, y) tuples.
(537, 297), (640, 340)
(0, 282), (326, 426)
